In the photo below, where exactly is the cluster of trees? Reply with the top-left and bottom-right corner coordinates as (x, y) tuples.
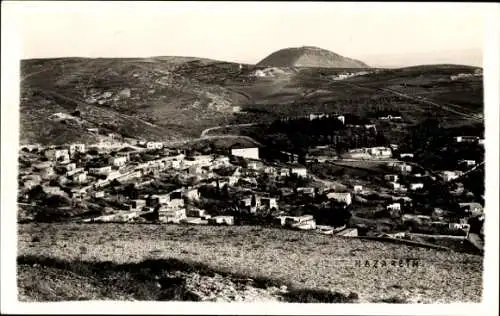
(249, 115), (388, 163)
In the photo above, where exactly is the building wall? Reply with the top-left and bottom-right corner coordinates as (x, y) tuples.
(290, 168), (307, 178)
(231, 148), (259, 160)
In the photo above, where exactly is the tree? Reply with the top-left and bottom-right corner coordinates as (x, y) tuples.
(216, 179), (221, 196)
(27, 185), (47, 202)
(124, 183), (139, 199)
(251, 194), (257, 207)
(375, 130), (388, 146)
(41, 194), (71, 208)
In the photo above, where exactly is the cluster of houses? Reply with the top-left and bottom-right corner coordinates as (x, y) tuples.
(18, 123), (484, 243)
(453, 135), (484, 145)
(343, 146), (393, 160)
(19, 139), (367, 237)
(331, 71), (370, 81)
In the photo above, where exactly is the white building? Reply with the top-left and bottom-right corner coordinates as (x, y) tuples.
(378, 115), (402, 120)
(146, 141), (163, 150)
(188, 165), (204, 175)
(213, 156), (230, 167)
(260, 197), (278, 210)
(459, 160), (476, 167)
(65, 163), (77, 171)
(69, 143), (86, 156)
(368, 147), (392, 157)
(209, 216), (234, 226)
(149, 194), (170, 206)
(43, 186), (65, 196)
(44, 149), (70, 162)
(297, 187), (316, 197)
(440, 171), (462, 182)
(231, 147), (259, 160)
(159, 207), (186, 223)
(93, 191), (105, 198)
(183, 188), (201, 201)
(386, 203), (401, 211)
(384, 174), (399, 182)
(290, 166), (307, 178)
(187, 208), (206, 218)
(388, 181), (400, 191)
(454, 136), (479, 143)
(410, 183), (424, 191)
(353, 185), (363, 193)
(109, 156), (127, 167)
(326, 192), (352, 205)
(71, 171), (88, 184)
(278, 168), (290, 177)
(168, 198), (185, 209)
(131, 199), (146, 209)
(458, 202), (483, 216)
(388, 162), (412, 173)
(400, 153), (414, 159)
(88, 166), (112, 175)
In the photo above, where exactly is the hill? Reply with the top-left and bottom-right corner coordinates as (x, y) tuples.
(18, 223), (482, 303)
(20, 56), (482, 145)
(20, 57), (254, 145)
(257, 46), (370, 68)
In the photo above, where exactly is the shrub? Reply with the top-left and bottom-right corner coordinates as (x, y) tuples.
(284, 288), (356, 303)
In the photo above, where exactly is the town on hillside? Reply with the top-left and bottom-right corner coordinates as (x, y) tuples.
(17, 113), (485, 253)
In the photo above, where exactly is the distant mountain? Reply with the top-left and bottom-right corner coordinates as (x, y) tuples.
(257, 46), (370, 68)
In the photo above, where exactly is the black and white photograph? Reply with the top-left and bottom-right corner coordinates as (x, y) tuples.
(1, 1), (499, 314)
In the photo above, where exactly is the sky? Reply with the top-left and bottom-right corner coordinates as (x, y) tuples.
(7, 2), (488, 67)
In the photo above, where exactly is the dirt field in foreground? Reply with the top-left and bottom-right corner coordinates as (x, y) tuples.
(18, 223), (483, 303)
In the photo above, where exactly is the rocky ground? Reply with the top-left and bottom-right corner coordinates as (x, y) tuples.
(18, 223), (483, 303)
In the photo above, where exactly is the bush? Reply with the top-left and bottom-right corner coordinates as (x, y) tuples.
(41, 194), (71, 208)
(283, 288), (357, 303)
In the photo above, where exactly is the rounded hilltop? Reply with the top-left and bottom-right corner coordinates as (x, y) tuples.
(257, 46), (370, 68)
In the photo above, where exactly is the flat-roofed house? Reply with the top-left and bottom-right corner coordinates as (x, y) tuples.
(353, 185), (363, 193)
(158, 207), (186, 223)
(183, 188), (201, 201)
(146, 141), (163, 150)
(260, 197), (278, 210)
(43, 186), (65, 196)
(209, 216), (234, 226)
(88, 165), (112, 175)
(384, 174), (399, 182)
(410, 183), (424, 191)
(44, 149), (70, 162)
(231, 147), (259, 160)
(131, 199), (146, 210)
(326, 192), (352, 205)
(297, 187), (316, 198)
(289, 165), (307, 178)
(71, 171), (88, 184)
(69, 143), (86, 156)
(386, 203), (401, 211)
(440, 170), (463, 182)
(458, 202), (483, 216)
(109, 156), (127, 167)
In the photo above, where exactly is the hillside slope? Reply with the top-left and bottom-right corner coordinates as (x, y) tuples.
(20, 57), (254, 145)
(257, 46), (369, 68)
(19, 223), (483, 303)
(20, 57), (482, 145)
